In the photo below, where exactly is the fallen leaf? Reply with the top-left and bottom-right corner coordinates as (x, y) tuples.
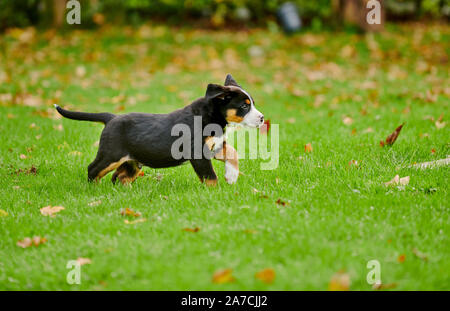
(384, 175), (409, 187)
(381, 123), (404, 147)
(0, 209), (8, 217)
(342, 116), (353, 126)
(182, 227), (200, 233)
(212, 269), (235, 284)
(397, 254), (406, 263)
(431, 148), (436, 154)
(53, 124), (63, 131)
(120, 208), (141, 218)
(124, 218), (147, 224)
(17, 236), (47, 248)
(76, 257), (92, 266)
(435, 120), (446, 129)
(328, 271), (351, 291)
(372, 282), (397, 290)
(287, 117), (296, 124)
(304, 143), (313, 153)
(275, 198), (288, 206)
(255, 268), (275, 284)
(40, 205), (65, 217)
(412, 248), (428, 262)
(68, 151), (82, 156)
(19, 154), (27, 159)
(88, 200), (102, 207)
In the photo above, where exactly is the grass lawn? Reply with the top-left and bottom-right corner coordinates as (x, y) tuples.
(0, 23), (449, 290)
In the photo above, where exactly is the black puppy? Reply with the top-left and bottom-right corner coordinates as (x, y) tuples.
(55, 74), (264, 186)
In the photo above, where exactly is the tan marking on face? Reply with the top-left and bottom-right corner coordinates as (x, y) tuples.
(226, 109), (244, 123)
(96, 156), (131, 180)
(205, 179), (217, 187)
(245, 99), (250, 105)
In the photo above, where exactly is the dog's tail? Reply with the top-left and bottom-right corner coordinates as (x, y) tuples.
(54, 104), (115, 124)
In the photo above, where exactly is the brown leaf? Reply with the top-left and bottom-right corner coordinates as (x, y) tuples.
(76, 257), (92, 266)
(17, 236), (47, 248)
(212, 269), (235, 284)
(182, 227), (200, 233)
(120, 208), (141, 218)
(19, 154), (27, 159)
(372, 282), (398, 290)
(255, 268), (275, 284)
(381, 123), (404, 147)
(342, 116), (353, 126)
(275, 198), (288, 206)
(304, 143), (313, 153)
(385, 175), (409, 187)
(328, 271), (351, 291)
(40, 205), (64, 217)
(397, 254), (406, 263)
(412, 248), (428, 262)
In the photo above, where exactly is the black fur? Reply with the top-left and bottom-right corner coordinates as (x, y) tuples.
(54, 74), (257, 184)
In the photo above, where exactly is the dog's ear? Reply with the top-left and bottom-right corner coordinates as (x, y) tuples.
(224, 74), (240, 87)
(205, 84), (227, 101)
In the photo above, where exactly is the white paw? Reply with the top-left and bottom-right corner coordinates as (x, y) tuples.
(224, 162), (239, 184)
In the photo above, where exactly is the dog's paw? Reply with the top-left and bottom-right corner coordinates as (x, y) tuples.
(224, 161), (239, 184)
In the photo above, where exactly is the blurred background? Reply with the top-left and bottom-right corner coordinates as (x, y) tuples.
(1, 0), (448, 31)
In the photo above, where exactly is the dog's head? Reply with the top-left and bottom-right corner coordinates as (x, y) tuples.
(205, 74), (264, 128)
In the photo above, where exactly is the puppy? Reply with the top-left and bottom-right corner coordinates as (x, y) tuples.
(55, 74), (264, 186)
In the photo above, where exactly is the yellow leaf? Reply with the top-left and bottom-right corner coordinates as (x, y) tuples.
(120, 208), (141, 218)
(255, 268), (275, 284)
(124, 218), (147, 224)
(329, 271), (351, 291)
(212, 269), (235, 284)
(0, 209), (8, 217)
(304, 143), (313, 153)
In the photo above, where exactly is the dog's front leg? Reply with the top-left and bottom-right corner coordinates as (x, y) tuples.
(190, 159), (218, 186)
(214, 142), (239, 184)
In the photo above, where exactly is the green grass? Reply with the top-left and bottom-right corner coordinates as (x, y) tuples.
(0, 23), (449, 290)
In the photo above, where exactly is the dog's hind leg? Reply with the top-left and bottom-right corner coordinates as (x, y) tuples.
(112, 161), (142, 185)
(214, 142), (239, 184)
(88, 155), (131, 182)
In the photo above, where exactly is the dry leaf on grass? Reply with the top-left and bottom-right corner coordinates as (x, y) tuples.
(384, 175), (410, 187)
(0, 209), (8, 217)
(88, 200), (102, 207)
(76, 257), (92, 266)
(304, 143), (313, 153)
(372, 282), (398, 290)
(275, 198), (288, 206)
(412, 248), (428, 262)
(17, 236), (47, 248)
(255, 268), (275, 284)
(212, 269), (235, 284)
(124, 218), (147, 225)
(397, 254), (406, 263)
(40, 205), (64, 217)
(380, 123), (404, 147)
(120, 208), (141, 218)
(328, 271), (351, 291)
(342, 116), (353, 126)
(19, 154), (27, 159)
(182, 227), (200, 233)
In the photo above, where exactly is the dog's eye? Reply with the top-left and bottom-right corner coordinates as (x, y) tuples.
(240, 104), (249, 110)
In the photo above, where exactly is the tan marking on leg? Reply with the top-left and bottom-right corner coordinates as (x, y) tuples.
(96, 156), (130, 181)
(119, 168), (141, 185)
(226, 109), (244, 123)
(214, 143), (238, 170)
(205, 136), (215, 151)
(205, 179), (217, 187)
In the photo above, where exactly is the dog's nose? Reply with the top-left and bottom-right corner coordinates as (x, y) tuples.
(260, 115), (264, 123)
